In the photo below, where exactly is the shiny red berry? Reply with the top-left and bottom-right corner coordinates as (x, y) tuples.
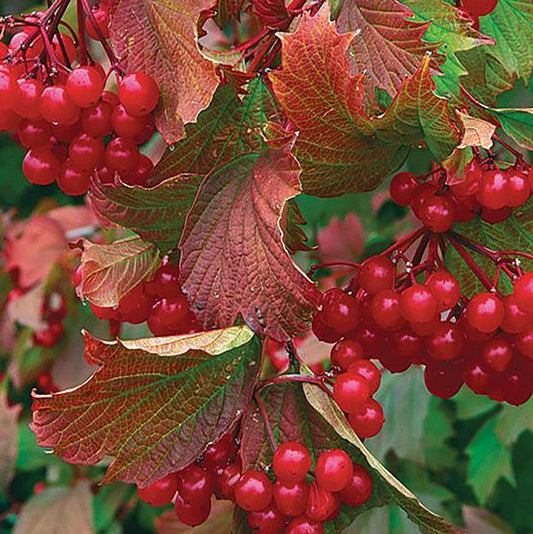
(273, 480), (308, 517)
(348, 399), (385, 438)
(118, 72), (159, 116)
(333, 372), (370, 413)
(358, 256), (395, 294)
(465, 292), (504, 333)
(315, 449), (353, 492)
(339, 463), (373, 507)
(272, 442), (312, 483)
(66, 66), (105, 108)
(137, 473), (178, 506)
(400, 284), (438, 323)
(330, 339), (365, 371)
(348, 360), (381, 395)
(426, 271), (460, 311)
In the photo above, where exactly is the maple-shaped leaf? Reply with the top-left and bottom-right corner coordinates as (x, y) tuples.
(179, 148), (320, 341)
(108, 0), (219, 143)
(75, 236), (161, 307)
(335, 0), (439, 94)
(31, 326), (260, 486)
(270, 5), (459, 197)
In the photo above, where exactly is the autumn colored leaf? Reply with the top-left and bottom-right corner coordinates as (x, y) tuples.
(270, 5), (459, 197)
(75, 235), (161, 307)
(456, 111), (496, 150)
(31, 326), (261, 486)
(179, 148), (320, 341)
(108, 0), (220, 143)
(317, 213), (365, 263)
(335, 0), (439, 94)
(281, 198), (312, 254)
(13, 481), (94, 534)
(213, 0), (246, 26)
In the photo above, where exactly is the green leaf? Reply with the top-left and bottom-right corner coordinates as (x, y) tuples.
(423, 399), (457, 470)
(495, 401), (533, 447)
(487, 107), (533, 150)
(93, 484), (134, 531)
(17, 421), (62, 472)
(452, 388), (499, 420)
(31, 326), (261, 486)
(466, 419), (515, 503)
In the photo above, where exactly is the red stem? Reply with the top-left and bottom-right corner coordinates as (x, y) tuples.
(254, 392), (278, 452)
(77, 0), (88, 65)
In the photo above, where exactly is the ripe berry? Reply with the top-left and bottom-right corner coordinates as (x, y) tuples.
(85, 7), (110, 39)
(315, 449), (353, 492)
(247, 504), (286, 534)
(174, 492), (211, 527)
(81, 100), (113, 138)
(348, 360), (381, 395)
(13, 78), (43, 119)
(66, 66), (105, 108)
(234, 470), (273, 512)
(330, 339), (365, 371)
(411, 183), (437, 217)
(506, 169), (530, 207)
(370, 289), (402, 330)
(514, 273), (533, 313)
(358, 256), (395, 294)
(339, 463), (373, 507)
(426, 271), (460, 311)
(465, 292), (504, 333)
(0, 69), (13, 111)
(23, 148), (60, 185)
(201, 433), (237, 470)
(18, 120), (52, 148)
(348, 399), (385, 438)
(122, 154), (154, 186)
(286, 516), (324, 534)
(515, 328), (533, 358)
(214, 463), (241, 501)
(118, 283), (154, 324)
(481, 206), (512, 224)
(150, 295), (191, 332)
(418, 194), (455, 232)
(69, 133), (105, 171)
(40, 85), (80, 126)
(305, 481), (340, 522)
(137, 473), (178, 506)
(272, 442), (312, 483)
(476, 169), (509, 210)
(33, 322), (65, 348)
(460, 0), (498, 17)
(463, 358), (494, 395)
(57, 161), (91, 196)
(0, 109), (21, 131)
(502, 294), (532, 333)
(311, 312), (341, 343)
(424, 359), (464, 399)
(90, 302), (118, 321)
(481, 336), (512, 373)
(389, 172), (418, 206)
(42, 292), (67, 323)
(118, 72), (159, 116)
(112, 104), (149, 138)
(425, 323), (464, 361)
(333, 372), (370, 413)
(105, 137), (140, 174)
(273, 480), (308, 517)
(321, 289), (360, 335)
(390, 328), (423, 361)
(176, 464), (213, 504)
(502, 367), (533, 406)
(400, 284), (438, 323)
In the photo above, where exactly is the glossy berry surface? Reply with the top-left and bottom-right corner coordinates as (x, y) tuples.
(315, 449), (353, 492)
(118, 72), (159, 116)
(272, 442), (312, 483)
(137, 474), (178, 506)
(234, 470), (273, 512)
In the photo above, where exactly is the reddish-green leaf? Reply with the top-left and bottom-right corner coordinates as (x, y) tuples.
(335, 0), (439, 94)
(179, 148), (320, 341)
(75, 236), (161, 307)
(108, 0), (220, 143)
(270, 5), (459, 197)
(31, 326), (260, 486)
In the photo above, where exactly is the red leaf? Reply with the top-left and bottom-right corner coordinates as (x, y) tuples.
(335, 0), (440, 93)
(251, 0), (290, 30)
(270, 5), (459, 197)
(317, 213), (365, 263)
(108, 0), (220, 143)
(31, 327), (260, 486)
(179, 148), (320, 341)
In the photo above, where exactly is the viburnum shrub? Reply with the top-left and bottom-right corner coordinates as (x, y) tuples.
(0, 0), (531, 532)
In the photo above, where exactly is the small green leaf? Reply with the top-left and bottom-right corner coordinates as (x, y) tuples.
(93, 484), (134, 531)
(452, 388), (499, 420)
(495, 402), (533, 447)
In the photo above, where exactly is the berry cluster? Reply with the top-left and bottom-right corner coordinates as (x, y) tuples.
(0, 4), (159, 196)
(138, 436), (373, 533)
(77, 262), (198, 337)
(390, 160), (532, 232)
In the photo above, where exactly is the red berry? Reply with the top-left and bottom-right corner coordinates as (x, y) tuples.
(330, 339), (365, 371)
(69, 133), (105, 171)
(176, 464), (213, 504)
(53, 33), (77, 64)
(105, 137), (140, 174)
(514, 273), (533, 313)
(0, 109), (21, 131)
(451, 159), (482, 198)
(272, 442), (312, 483)
(40, 85), (80, 126)
(339, 463), (372, 507)
(515, 328), (533, 359)
(348, 360), (381, 395)
(13, 78), (43, 119)
(333, 372), (370, 413)
(315, 449), (353, 492)
(18, 120), (52, 148)
(476, 169), (510, 210)
(311, 312), (341, 343)
(33, 322), (65, 348)
(502, 366), (533, 405)
(90, 302), (118, 320)
(66, 66), (105, 108)
(389, 172), (419, 206)
(390, 328), (423, 361)
(348, 399), (385, 438)
(424, 359), (464, 399)
(465, 292), (504, 333)
(81, 100), (113, 138)
(122, 154), (154, 186)
(137, 473), (178, 506)
(286, 516), (323, 534)
(0, 69), (13, 111)
(247, 504), (286, 534)
(426, 271), (460, 311)
(482, 336), (513, 372)
(151, 295), (191, 332)
(425, 323), (464, 361)
(480, 206), (512, 224)
(57, 161), (91, 196)
(118, 283), (154, 324)
(460, 0), (498, 17)
(111, 104), (149, 138)
(411, 183), (437, 217)
(42, 292), (66, 323)
(85, 7), (110, 39)
(201, 433), (237, 470)
(214, 463), (241, 501)
(118, 72), (159, 116)
(305, 481), (339, 522)
(234, 470), (273, 512)
(23, 147), (60, 185)
(322, 289), (360, 335)
(358, 256), (395, 294)
(174, 492), (211, 527)
(400, 284), (438, 323)
(273, 480), (308, 517)
(506, 169), (530, 207)
(370, 289), (402, 330)
(418, 194), (455, 232)
(463, 358), (494, 395)
(502, 294), (532, 333)
(50, 121), (80, 143)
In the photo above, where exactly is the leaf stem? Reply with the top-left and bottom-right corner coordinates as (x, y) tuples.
(254, 392), (278, 452)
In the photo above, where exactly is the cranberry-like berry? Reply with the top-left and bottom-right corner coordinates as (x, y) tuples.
(339, 463), (373, 508)
(235, 470), (273, 512)
(330, 339), (365, 371)
(112, 104), (149, 138)
(90, 302), (118, 321)
(272, 442), (312, 483)
(348, 399), (385, 438)
(476, 169), (510, 210)
(425, 323), (464, 361)
(505, 169), (531, 207)
(40, 85), (80, 126)
(315, 449), (353, 492)
(0, 70), (13, 111)
(85, 6), (110, 39)
(273, 480), (309, 517)
(515, 328), (533, 358)
(482, 336), (513, 372)
(358, 256), (395, 294)
(424, 360), (464, 399)
(305, 481), (340, 522)
(460, 0), (498, 17)
(514, 273), (533, 313)
(23, 148), (60, 185)
(151, 294), (191, 331)
(463, 358), (494, 395)
(213, 463), (241, 501)
(389, 172), (419, 206)
(18, 120), (52, 148)
(33, 322), (65, 348)
(481, 206), (512, 224)
(286, 516), (324, 534)
(57, 161), (91, 196)
(400, 284), (438, 323)
(370, 289), (402, 330)
(502, 367), (533, 406)
(410, 183), (437, 217)
(426, 271), (460, 311)
(137, 473), (178, 506)
(13, 78), (43, 119)
(390, 328), (423, 361)
(81, 101), (113, 138)
(311, 312), (342, 343)
(174, 492), (211, 527)
(105, 137), (140, 175)
(247, 504), (286, 534)
(66, 66), (105, 108)
(348, 360), (381, 395)
(502, 294), (532, 333)
(201, 433), (237, 470)
(69, 133), (105, 171)
(122, 154), (154, 186)
(333, 372), (370, 413)
(321, 289), (360, 335)
(118, 283), (154, 324)
(418, 194), (455, 233)
(176, 464), (213, 504)
(118, 72), (159, 116)
(465, 292), (504, 333)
